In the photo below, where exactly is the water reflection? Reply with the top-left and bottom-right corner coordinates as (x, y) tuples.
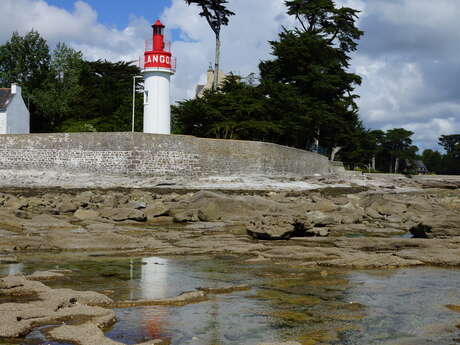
(139, 257), (169, 341)
(7, 263), (23, 275)
(1, 256), (460, 345)
(107, 256), (277, 345)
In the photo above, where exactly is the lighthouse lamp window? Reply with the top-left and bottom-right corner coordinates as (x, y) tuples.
(144, 90), (149, 105)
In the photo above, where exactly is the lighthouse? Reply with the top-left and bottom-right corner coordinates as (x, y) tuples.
(142, 20), (175, 134)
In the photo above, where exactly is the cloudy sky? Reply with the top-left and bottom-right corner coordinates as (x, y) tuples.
(1, 0), (459, 151)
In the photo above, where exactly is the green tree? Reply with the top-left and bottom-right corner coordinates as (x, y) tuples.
(439, 134), (460, 156)
(0, 30), (50, 94)
(438, 134), (460, 175)
(285, 0), (363, 53)
(173, 75), (277, 140)
(0, 30), (52, 131)
(259, 0), (363, 153)
(421, 149), (443, 174)
(70, 60), (143, 132)
(33, 43), (83, 130)
(339, 129), (385, 170)
(184, 0), (235, 90)
(381, 128), (418, 173)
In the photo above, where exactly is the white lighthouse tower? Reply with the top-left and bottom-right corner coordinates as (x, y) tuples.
(142, 20), (175, 134)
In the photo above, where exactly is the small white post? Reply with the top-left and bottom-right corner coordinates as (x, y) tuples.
(132, 76), (143, 132)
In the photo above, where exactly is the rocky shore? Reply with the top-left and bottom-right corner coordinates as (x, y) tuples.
(0, 175), (459, 268)
(0, 173), (459, 344)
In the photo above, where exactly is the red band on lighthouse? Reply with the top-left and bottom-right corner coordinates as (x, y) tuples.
(144, 20), (173, 70)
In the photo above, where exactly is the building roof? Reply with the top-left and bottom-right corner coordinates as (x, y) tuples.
(414, 160), (429, 171)
(0, 88), (13, 112)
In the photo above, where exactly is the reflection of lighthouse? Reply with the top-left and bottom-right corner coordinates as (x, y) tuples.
(140, 257), (169, 339)
(140, 257), (169, 299)
(142, 20), (176, 134)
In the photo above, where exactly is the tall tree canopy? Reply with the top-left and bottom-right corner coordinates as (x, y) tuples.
(0, 31), (143, 133)
(0, 30), (50, 96)
(33, 43), (83, 130)
(174, 0), (364, 156)
(439, 134), (460, 156)
(435, 134), (460, 174)
(259, 0), (363, 152)
(184, 0), (234, 90)
(380, 128), (418, 173)
(285, 0), (363, 52)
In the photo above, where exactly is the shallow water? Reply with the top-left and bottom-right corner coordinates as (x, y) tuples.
(1, 253), (459, 345)
(343, 268), (460, 345)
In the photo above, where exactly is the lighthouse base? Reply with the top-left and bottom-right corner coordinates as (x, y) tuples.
(143, 69), (173, 135)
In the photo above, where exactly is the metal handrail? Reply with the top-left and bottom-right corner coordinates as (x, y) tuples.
(145, 39), (171, 52)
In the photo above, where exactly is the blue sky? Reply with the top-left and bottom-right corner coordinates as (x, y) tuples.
(45, 0), (172, 30)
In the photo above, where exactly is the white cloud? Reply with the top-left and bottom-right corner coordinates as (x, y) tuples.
(349, 0), (460, 150)
(162, 0), (293, 100)
(382, 117), (460, 152)
(0, 0), (149, 61)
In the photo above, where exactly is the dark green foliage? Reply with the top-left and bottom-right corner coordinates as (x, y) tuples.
(0, 30), (143, 133)
(379, 128), (418, 173)
(422, 135), (460, 175)
(0, 30), (50, 94)
(173, 75), (277, 140)
(184, 0), (235, 34)
(259, 26), (362, 150)
(439, 134), (460, 156)
(421, 149), (443, 173)
(72, 60), (143, 132)
(285, 0), (363, 53)
(175, 0), (364, 155)
(0, 31), (51, 131)
(33, 43), (83, 129)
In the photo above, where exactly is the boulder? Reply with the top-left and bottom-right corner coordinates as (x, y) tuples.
(75, 191), (94, 207)
(305, 211), (336, 226)
(4, 196), (28, 210)
(126, 201), (147, 209)
(311, 197), (338, 212)
(144, 202), (169, 220)
(25, 214), (78, 231)
(74, 209), (100, 221)
(319, 253), (424, 269)
(186, 190), (286, 222)
(99, 208), (146, 222)
(170, 209), (200, 223)
(0, 274), (115, 338)
(247, 215), (296, 240)
(258, 343), (301, 345)
(308, 227), (330, 237)
(58, 202), (79, 214)
(0, 210), (25, 231)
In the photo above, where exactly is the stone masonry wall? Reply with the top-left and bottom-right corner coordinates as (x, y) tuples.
(0, 133), (331, 177)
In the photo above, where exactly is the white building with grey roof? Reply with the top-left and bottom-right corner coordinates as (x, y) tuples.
(0, 83), (29, 134)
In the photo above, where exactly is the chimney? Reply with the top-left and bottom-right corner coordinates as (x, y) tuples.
(11, 83), (21, 96)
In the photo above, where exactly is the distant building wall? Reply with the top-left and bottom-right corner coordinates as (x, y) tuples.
(0, 112), (6, 133)
(0, 133), (331, 177)
(0, 84), (30, 135)
(196, 68), (227, 98)
(5, 92), (29, 134)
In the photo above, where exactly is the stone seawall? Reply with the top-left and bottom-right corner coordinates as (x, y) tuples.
(0, 133), (331, 177)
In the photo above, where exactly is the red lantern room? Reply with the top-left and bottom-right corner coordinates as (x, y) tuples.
(144, 20), (174, 70)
